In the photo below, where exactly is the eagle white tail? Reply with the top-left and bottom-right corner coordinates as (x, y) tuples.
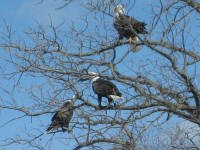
(130, 36), (141, 52)
(108, 95), (124, 100)
(45, 125), (58, 134)
(131, 44), (141, 52)
(44, 129), (54, 134)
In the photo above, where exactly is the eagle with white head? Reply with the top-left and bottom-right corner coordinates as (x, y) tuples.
(113, 5), (147, 52)
(88, 72), (124, 108)
(45, 95), (77, 134)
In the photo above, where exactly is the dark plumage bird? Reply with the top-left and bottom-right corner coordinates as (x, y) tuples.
(113, 5), (147, 52)
(45, 95), (76, 134)
(88, 72), (124, 108)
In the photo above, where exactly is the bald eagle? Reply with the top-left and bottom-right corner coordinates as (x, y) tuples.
(45, 95), (76, 134)
(88, 72), (124, 108)
(113, 5), (147, 52)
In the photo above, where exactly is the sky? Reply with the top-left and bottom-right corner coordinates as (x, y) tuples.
(0, 1), (85, 149)
(0, 0), (84, 27)
(0, 0), (200, 150)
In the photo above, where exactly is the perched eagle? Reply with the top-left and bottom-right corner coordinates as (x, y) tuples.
(45, 95), (76, 134)
(113, 5), (147, 52)
(88, 72), (124, 108)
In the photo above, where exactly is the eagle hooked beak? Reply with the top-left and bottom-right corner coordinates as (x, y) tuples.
(79, 72), (98, 81)
(113, 7), (118, 13)
(79, 75), (90, 81)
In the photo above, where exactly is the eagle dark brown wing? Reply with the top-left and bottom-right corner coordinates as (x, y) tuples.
(92, 79), (122, 97)
(114, 14), (147, 40)
(129, 16), (147, 34)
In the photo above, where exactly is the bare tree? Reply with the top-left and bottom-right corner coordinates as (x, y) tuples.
(0, 0), (200, 149)
(169, 121), (200, 150)
(35, 0), (75, 9)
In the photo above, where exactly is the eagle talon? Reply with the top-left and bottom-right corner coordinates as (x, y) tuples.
(118, 39), (123, 44)
(127, 37), (134, 43)
(67, 128), (72, 133)
(107, 105), (111, 109)
(107, 104), (114, 109)
(99, 105), (103, 109)
(62, 128), (67, 132)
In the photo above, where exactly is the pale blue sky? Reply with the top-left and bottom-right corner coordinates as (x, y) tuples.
(0, 1), (85, 149)
(0, 1), (172, 149)
(0, 0), (198, 149)
(0, 0), (84, 30)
